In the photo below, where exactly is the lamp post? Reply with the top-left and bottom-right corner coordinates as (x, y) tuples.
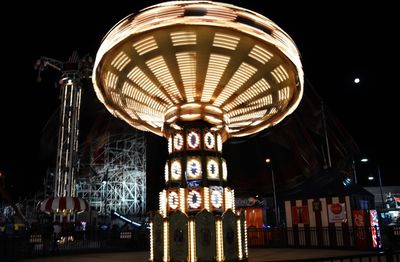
(352, 159), (358, 184)
(266, 158), (279, 226)
(361, 158), (385, 209)
(377, 165), (384, 209)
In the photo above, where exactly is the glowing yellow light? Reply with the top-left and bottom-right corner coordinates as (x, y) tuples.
(166, 115), (178, 124)
(214, 62), (257, 107)
(244, 220), (248, 257)
(269, 107), (278, 115)
(170, 31), (196, 46)
(216, 219), (224, 261)
(188, 190), (202, 209)
(176, 52), (196, 102)
(249, 45), (273, 64)
(164, 162), (169, 183)
(160, 190), (167, 217)
(187, 131), (200, 149)
(224, 78), (270, 111)
(231, 190), (235, 213)
(190, 3), (236, 20)
(105, 71), (117, 89)
(146, 56), (180, 103)
(237, 219), (243, 260)
(171, 160), (182, 180)
(207, 158), (219, 179)
(222, 160), (227, 181)
(135, 5), (184, 26)
(211, 188), (223, 209)
(204, 187), (210, 211)
(93, 1), (304, 139)
(181, 103), (202, 110)
(150, 222), (154, 261)
(173, 133), (183, 151)
(126, 67), (161, 100)
(168, 191), (179, 210)
(224, 188), (232, 211)
(204, 132), (215, 150)
(181, 113), (202, 121)
(201, 54), (230, 103)
(213, 33), (240, 50)
(204, 115), (223, 125)
(179, 188), (186, 213)
(111, 51), (131, 71)
(189, 219), (196, 262)
(125, 96), (163, 118)
(163, 220), (169, 262)
(165, 105), (178, 116)
(278, 86), (290, 101)
(217, 134), (223, 153)
(168, 137), (172, 153)
(271, 65), (289, 83)
(187, 158), (202, 179)
(132, 36), (158, 55)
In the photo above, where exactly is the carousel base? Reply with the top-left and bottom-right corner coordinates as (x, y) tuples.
(150, 210), (248, 262)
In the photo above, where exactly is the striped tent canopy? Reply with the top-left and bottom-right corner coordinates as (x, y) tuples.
(38, 197), (90, 215)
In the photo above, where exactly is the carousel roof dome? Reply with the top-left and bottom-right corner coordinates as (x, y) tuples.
(93, 1), (303, 139)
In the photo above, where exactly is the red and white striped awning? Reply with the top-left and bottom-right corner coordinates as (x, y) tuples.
(38, 197), (90, 214)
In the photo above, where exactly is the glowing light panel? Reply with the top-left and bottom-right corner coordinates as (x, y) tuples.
(187, 131), (200, 149)
(171, 160), (181, 180)
(222, 160), (227, 181)
(168, 191), (179, 210)
(217, 134), (223, 152)
(211, 189), (223, 209)
(204, 132), (215, 149)
(207, 158), (219, 179)
(188, 190), (202, 209)
(173, 133), (183, 151)
(187, 158), (201, 179)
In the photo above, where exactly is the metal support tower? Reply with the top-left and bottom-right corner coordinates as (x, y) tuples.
(35, 52), (93, 197)
(76, 131), (146, 216)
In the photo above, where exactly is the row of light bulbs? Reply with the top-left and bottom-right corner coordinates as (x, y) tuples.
(168, 130), (223, 153)
(165, 157), (227, 181)
(159, 186), (234, 215)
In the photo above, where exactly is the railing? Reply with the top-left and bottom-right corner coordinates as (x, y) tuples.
(1, 225), (399, 260)
(247, 226), (400, 250)
(247, 227), (287, 247)
(281, 251), (400, 262)
(0, 229), (149, 260)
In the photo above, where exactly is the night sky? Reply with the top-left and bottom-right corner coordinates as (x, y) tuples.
(0, 1), (398, 198)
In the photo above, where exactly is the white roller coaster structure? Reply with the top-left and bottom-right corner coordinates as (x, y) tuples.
(76, 131), (146, 216)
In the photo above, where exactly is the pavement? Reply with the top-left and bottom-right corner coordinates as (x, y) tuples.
(21, 248), (376, 261)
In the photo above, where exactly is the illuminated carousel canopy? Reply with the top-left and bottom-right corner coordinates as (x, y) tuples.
(38, 197), (90, 215)
(93, 0), (303, 139)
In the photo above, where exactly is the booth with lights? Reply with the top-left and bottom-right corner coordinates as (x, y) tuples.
(92, 1), (303, 261)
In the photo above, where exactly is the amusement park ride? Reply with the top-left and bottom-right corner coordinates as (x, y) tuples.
(35, 52), (92, 220)
(35, 52), (147, 221)
(92, 1), (303, 261)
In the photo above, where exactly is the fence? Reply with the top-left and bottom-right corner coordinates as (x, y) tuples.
(248, 226), (400, 249)
(0, 228), (149, 260)
(282, 251), (400, 262)
(1, 226), (399, 260)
